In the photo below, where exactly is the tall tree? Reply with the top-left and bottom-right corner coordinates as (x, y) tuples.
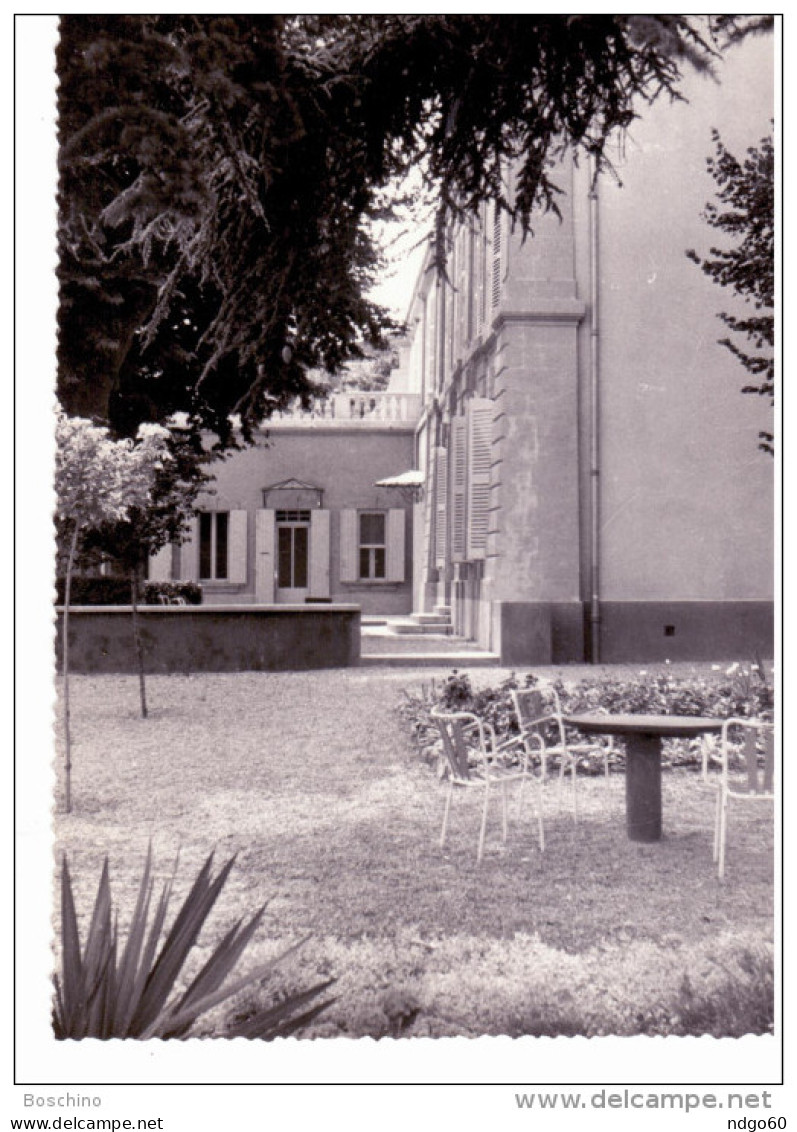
(687, 130), (774, 454)
(57, 14), (771, 440)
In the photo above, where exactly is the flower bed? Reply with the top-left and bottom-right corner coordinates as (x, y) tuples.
(400, 662), (775, 777)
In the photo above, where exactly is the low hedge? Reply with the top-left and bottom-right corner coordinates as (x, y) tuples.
(56, 578), (203, 606)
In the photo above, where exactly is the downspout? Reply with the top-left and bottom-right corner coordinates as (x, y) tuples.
(436, 268), (449, 613)
(588, 158), (601, 664)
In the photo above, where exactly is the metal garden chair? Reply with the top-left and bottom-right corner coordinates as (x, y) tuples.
(704, 717), (775, 880)
(430, 707), (544, 862)
(510, 687), (612, 820)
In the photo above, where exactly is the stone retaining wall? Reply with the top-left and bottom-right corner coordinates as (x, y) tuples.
(55, 604), (361, 673)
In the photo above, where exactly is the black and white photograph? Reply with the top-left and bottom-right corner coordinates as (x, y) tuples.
(13, 9), (784, 1125)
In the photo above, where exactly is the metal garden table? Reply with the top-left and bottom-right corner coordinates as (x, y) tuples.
(563, 713), (724, 842)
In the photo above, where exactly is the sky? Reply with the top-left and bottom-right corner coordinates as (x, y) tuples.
(369, 229), (429, 323)
(366, 170), (434, 322)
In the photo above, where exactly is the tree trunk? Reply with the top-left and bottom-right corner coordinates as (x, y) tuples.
(62, 524), (79, 814)
(130, 566), (148, 719)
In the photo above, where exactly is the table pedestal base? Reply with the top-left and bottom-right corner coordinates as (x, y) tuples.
(625, 734), (662, 842)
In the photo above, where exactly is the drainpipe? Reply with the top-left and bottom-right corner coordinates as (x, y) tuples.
(588, 158), (601, 664)
(436, 269), (449, 613)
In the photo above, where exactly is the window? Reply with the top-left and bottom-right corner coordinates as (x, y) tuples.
(182, 510), (247, 584)
(339, 509), (404, 584)
(359, 512), (386, 579)
(199, 512), (229, 580)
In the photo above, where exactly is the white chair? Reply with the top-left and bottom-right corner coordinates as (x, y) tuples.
(709, 717), (775, 880)
(431, 707), (544, 862)
(510, 687), (612, 820)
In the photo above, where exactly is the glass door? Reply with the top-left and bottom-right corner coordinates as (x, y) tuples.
(276, 512), (310, 602)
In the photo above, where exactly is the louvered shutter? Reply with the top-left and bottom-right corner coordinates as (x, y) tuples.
(255, 510), (276, 602)
(450, 416), (468, 561)
(466, 398), (493, 560)
(148, 543), (172, 582)
(339, 509), (358, 582)
(446, 267), (455, 374)
(474, 240), (482, 337)
(386, 509), (406, 582)
(426, 289), (436, 394)
(309, 509), (331, 597)
(463, 227), (474, 348)
(478, 206), (488, 332)
(180, 516), (200, 581)
(490, 203), (502, 314)
(434, 446), (448, 569)
(456, 228), (467, 360)
(228, 510), (248, 584)
(449, 231), (458, 364)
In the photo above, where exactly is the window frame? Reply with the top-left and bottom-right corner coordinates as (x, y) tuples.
(199, 511), (230, 581)
(358, 510), (387, 581)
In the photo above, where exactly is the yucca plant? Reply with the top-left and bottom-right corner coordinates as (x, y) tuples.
(52, 849), (335, 1039)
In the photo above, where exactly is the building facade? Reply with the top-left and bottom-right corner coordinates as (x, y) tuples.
(397, 35), (775, 663)
(150, 392), (418, 616)
(155, 35), (774, 665)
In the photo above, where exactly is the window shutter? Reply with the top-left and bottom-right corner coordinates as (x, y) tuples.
(475, 241), (482, 336)
(466, 397), (494, 560)
(455, 229), (466, 361)
(180, 516), (200, 581)
(449, 232), (458, 366)
(309, 509), (331, 598)
(339, 509), (358, 582)
(386, 509), (406, 582)
(446, 270), (455, 375)
(148, 543), (172, 582)
(255, 509), (275, 602)
(228, 510), (248, 584)
(434, 446), (448, 569)
(425, 290), (436, 395)
(465, 227), (475, 345)
(490, 203), (503, 314)
(478, 206), (488, 332)
(450, 416), (468, 561)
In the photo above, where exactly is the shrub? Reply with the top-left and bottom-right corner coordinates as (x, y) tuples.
(56, 578), (203, 605)
(53, 849), (335, 1040)
(56, 576), (132, 605)
(485, 945), (774, 1038)
(142, 581), (202, 605)
(640, 945), (774, 1037)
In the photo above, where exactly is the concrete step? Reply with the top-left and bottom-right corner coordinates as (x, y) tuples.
(390, 620), (453, 636)
(411, 612), (451, 626)
(362, 632), (474, 653)
(359, 651), (500, 668)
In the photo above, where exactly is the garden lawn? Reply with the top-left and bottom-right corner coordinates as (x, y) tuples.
(52, 667), (775, 1038)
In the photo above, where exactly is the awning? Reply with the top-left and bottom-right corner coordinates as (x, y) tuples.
(374, 469), (424, 488)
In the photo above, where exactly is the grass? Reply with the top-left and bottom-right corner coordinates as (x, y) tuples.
(51, 667), (775, 1038)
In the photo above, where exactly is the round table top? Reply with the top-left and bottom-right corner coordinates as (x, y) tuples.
(563, 712), (724, 738)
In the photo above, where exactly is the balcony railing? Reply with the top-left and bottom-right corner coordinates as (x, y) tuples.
(269, 391), (421, 426)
